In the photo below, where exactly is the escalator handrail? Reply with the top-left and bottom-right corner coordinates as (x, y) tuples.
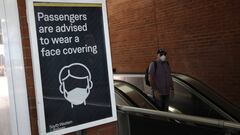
(172, 72), (240, 122)
(172, 77), (236, 122)
(117, 105), (240, 130)
(172, 72), (238, 107)
(114, 80), (159, 110)
(115, 86), (138, 107)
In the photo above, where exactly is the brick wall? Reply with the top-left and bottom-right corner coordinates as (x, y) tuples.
(108, 0), (159, 72)
(108, 0), (240, 107)
(154, 0), (240, 105)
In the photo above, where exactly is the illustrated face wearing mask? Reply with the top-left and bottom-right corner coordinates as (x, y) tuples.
(59, 63), (93, 108)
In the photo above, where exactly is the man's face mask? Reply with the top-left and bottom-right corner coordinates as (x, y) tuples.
(61, 75), (93, 108)
(160, 55), (166, 61)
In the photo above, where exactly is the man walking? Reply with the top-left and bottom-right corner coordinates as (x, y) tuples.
(148, 48), (174, 111)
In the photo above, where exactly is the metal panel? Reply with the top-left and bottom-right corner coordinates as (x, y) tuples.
(117, 111), (131, 135)
(0, 0), (31, 134)
(0, 1), (12, 134)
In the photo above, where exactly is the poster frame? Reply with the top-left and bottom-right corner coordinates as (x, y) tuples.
(26, 0), (117, 134)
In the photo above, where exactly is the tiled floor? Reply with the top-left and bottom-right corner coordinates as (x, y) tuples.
(0, 77), (11, 135)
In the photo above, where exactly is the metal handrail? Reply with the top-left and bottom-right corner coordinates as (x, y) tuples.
(172, 73), (240, 121)
(172, 77), (237, 122)
(117, 105), (240, 130)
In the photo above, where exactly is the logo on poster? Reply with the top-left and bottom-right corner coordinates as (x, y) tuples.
(59, 63), (93, 108)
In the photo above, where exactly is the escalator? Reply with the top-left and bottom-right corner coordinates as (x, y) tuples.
(113, 73), (240, 135)
(172, 73), (240, 122)
(115, 80), (159, 110)
(114, 73), (239, 121)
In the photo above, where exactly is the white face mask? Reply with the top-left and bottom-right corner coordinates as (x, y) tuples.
(160, 55), (166, 61)
(61, 76), (93, 108)
(63, 87), (90, 107)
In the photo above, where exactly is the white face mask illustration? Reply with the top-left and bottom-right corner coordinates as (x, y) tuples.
(59, 63), (93, 108)
(64, 87), (89, 105)
(62, 76), (92, 107)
